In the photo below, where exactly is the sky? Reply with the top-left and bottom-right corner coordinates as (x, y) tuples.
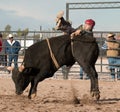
(0, 0), (120, 31)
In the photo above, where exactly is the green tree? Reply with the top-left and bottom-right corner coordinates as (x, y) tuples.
(5, 24), (11, 33)
(3, 24), (11, 38)
(17, 28), (22, 37)
(22, 28), (29, 36)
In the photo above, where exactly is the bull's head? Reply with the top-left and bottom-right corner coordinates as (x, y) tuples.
(8, 67), (30, 95)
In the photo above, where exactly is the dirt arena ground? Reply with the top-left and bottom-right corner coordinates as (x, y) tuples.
(0, 76), (120, 112)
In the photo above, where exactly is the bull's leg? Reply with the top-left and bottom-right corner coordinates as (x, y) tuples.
(28, 76), (47, 99)
(82, 65), (100, 100)
(28, 78), (40, 99)
(28, 72), (54, 99)
(89, 66), (100, 100)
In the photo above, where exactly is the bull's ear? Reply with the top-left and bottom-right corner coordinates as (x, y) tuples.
(18, 65), (25, 72)
(7, 66), (14, 71)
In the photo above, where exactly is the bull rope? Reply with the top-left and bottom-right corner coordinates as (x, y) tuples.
(70, 36), (74, 57)
(46, 38), (60, 69)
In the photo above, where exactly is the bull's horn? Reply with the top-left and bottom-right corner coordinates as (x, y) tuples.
(7, 66), (14, 71)
(18, 65), (25, 72)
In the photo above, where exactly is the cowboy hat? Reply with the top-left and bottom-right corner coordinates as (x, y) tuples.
(107, 33), (115, 38)
(8, 34), (13, 38)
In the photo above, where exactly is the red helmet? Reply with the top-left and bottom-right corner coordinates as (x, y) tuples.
(85, 19), (95, 27)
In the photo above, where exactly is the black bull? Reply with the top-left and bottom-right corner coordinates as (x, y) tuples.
(12, 32), (100, 100)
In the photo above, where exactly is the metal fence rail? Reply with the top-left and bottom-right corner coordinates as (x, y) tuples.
(0, 31), (120, 80)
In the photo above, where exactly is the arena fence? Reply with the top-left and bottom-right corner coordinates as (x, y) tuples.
(0, 31), (120, 80)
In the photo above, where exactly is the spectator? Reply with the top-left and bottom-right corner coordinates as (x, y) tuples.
(5, 34), (21, 72)
(0, 33), (7, 67)
(102, 33), (120, 80)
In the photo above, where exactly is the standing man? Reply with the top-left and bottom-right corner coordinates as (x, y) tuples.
(0, 33), (7, 67)
(102, 33), (120, 80)
(5, 34), (21, 70)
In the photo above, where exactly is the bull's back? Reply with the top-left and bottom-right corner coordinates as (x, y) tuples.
(24, 40), (50, 68)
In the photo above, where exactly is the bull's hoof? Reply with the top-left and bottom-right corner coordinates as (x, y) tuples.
(28, 93), (37, 99)
(95, 93), (100, 101)
(90, 91), (100, 101)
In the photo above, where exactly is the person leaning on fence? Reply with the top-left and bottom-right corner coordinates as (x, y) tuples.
(105, 33), (120, 80)
(6, 34), (21, 73)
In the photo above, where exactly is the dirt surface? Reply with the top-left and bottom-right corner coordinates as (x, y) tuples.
(0, 77), (120, 112)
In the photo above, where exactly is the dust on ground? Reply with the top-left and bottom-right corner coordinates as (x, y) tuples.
(0, 77), (120, 112)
